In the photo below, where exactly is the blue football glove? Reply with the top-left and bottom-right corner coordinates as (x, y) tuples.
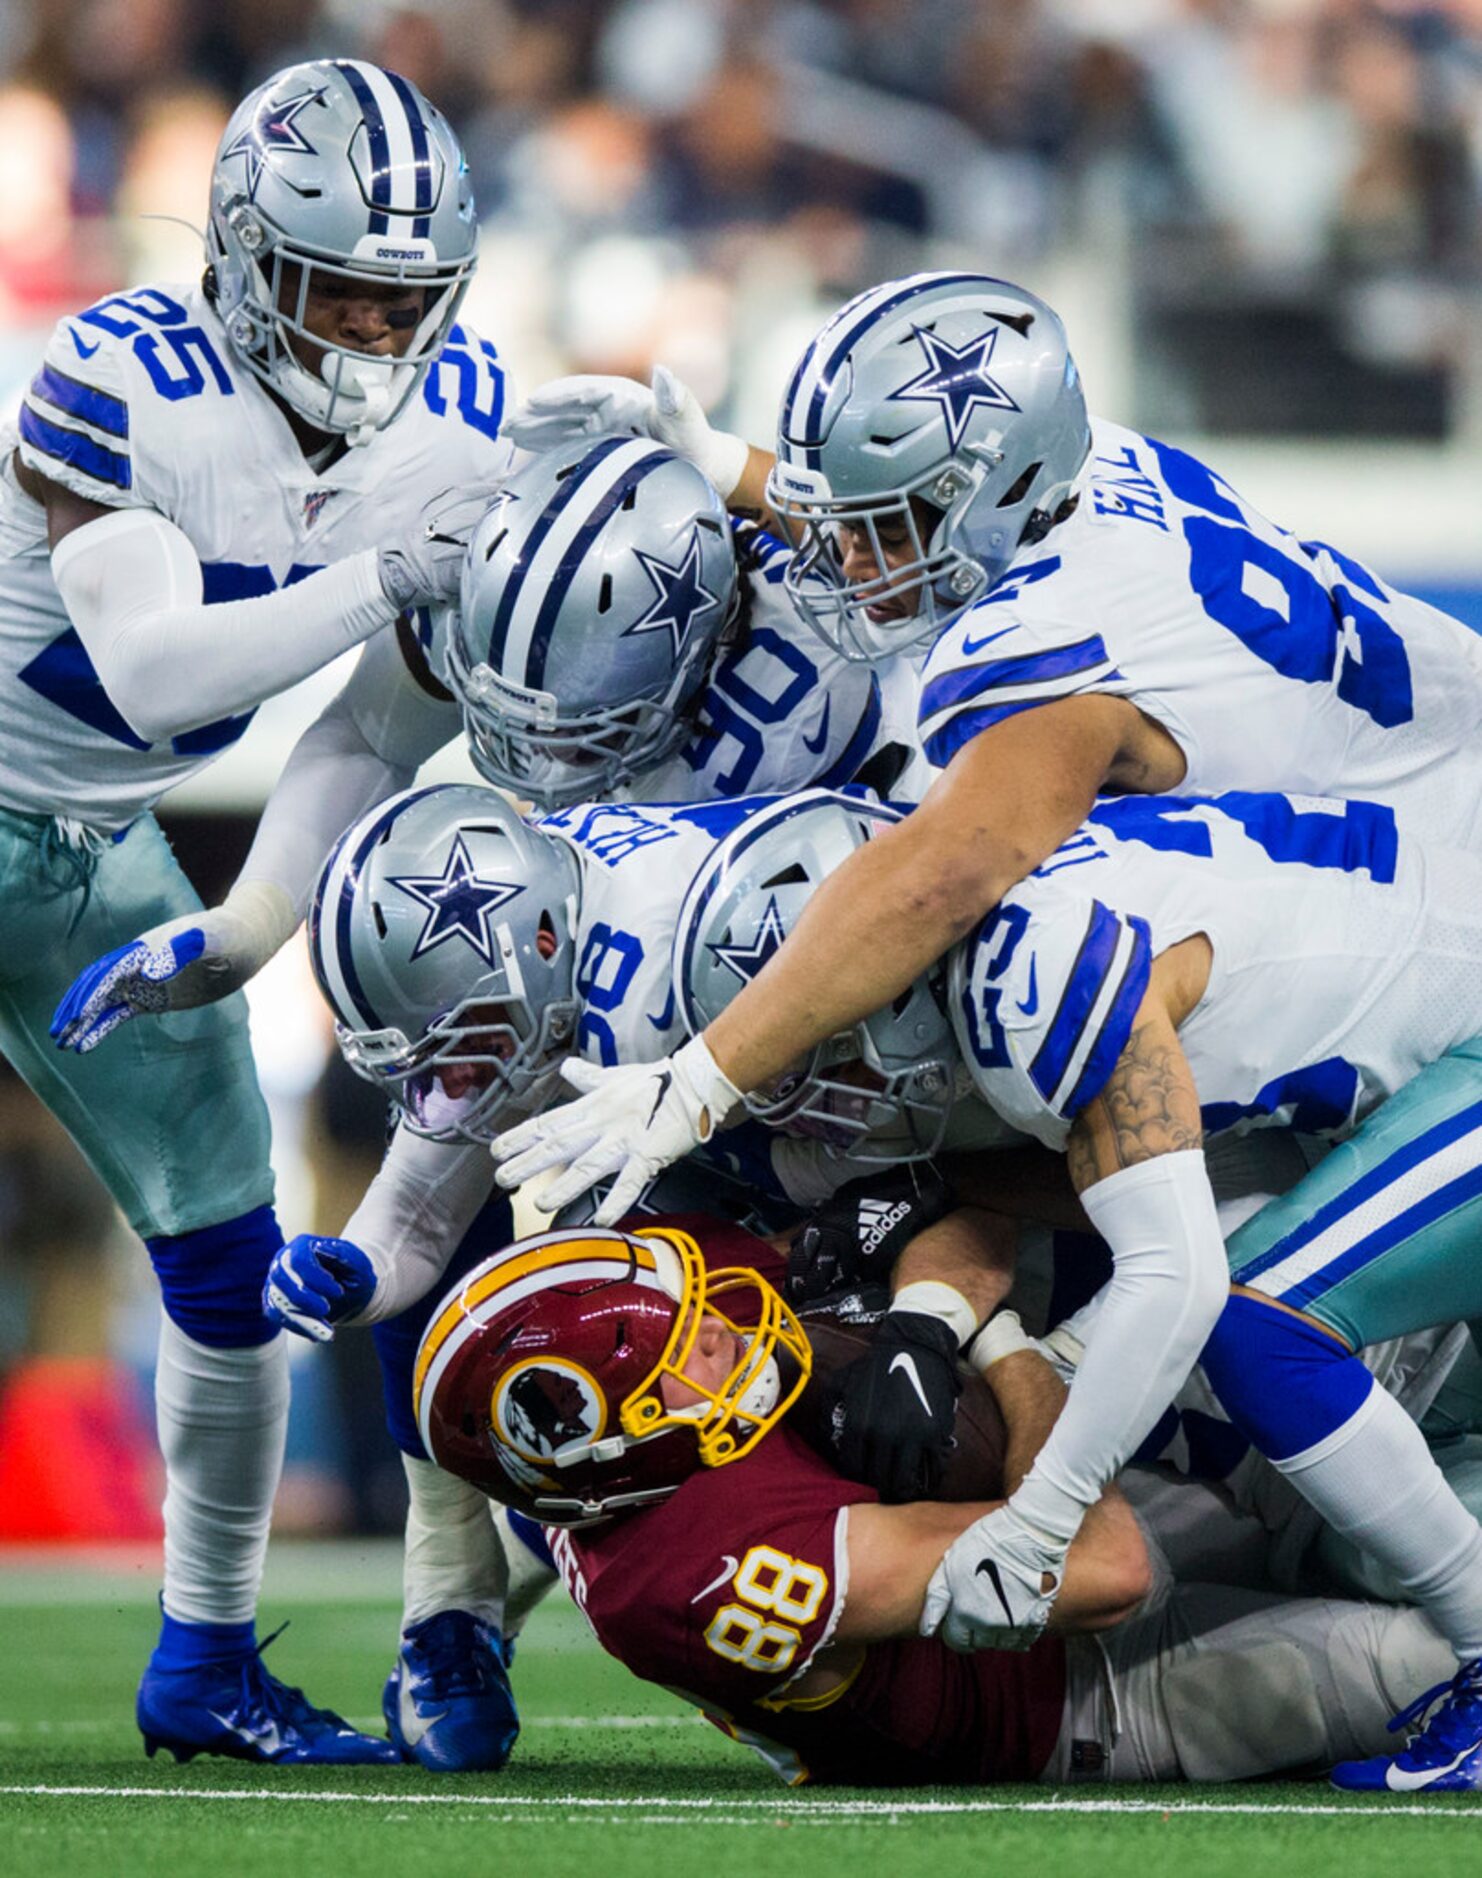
(263, 1236), (378, 1344)
(51, 885), (295, 1053)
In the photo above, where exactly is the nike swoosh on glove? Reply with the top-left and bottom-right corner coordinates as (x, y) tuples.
(263, 1236), (378, 1343)
(919, 1501), (1066, 1652)
(818, 1310), (962, 1502)
(490, 1035), (742, 1225)
(51, 881), (294, 1053)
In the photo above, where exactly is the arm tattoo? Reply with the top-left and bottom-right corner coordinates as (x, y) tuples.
(1066, 1017), (1202, 1189)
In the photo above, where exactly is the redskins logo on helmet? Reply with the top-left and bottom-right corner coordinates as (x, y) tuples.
(413, 1224), (811, 1525)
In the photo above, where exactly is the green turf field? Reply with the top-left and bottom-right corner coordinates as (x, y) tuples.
(1, 1543), (1478, 1878)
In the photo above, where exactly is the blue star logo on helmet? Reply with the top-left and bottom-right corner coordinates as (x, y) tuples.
(707, 894), (789, 988)
(887, 324), (1021, 453)
(223, 87), (326, 200)
(388, 834), (524, 968)
(622, 525), (723, 658)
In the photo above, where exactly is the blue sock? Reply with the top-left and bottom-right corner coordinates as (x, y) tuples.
(152, 1608), (258, 1672)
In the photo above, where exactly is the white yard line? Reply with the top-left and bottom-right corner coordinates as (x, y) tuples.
(1, 1785), (1479, 1821)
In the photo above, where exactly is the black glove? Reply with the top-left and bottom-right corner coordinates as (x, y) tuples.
(818, 1310), (963, 1502)
(784, 1163), (955, 1308)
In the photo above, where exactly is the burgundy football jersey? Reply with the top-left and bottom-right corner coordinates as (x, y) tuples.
(552, 1378), (1067, 1786)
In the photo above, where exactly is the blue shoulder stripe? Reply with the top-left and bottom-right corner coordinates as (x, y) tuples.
(29, 364), (128, 440)
(1029, 899), (1122, 1103)
(1060, 915), (1152, 1117)
(19, 403), (131, 490)
(919, 634), (1112, 723)
(921, 696), (1042, 768)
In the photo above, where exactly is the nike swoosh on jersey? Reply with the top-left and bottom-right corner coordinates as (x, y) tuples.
(973, 1556), (1018, 1626)
(1016, 957), (1038, 1017)
(958, 623), (1017, 658)
(691, 1556), (741, 1604)
(70, 327), (101, 359)
(647, 983), (678, 1032)
(888, 1351), (933, 1415)
(802, 697), (831, 756)
(1383, 1742), (1482, 1791)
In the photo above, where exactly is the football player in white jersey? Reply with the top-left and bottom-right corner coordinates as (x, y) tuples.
(3, 59), (510, 1764)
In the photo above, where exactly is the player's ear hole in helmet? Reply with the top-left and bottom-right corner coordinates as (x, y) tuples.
(413, 1225), (813, 1525)
(447, 436), (741, 808)
(306, 784), (582, 1143)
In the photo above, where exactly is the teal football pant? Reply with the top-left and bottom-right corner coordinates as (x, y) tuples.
(0, 806), (273, 1238)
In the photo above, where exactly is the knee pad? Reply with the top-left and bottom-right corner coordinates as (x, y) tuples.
(375, 1193), (518, 1460)
(146, 1204), (283, 1348)
(1201, 1292), (1373, 1463)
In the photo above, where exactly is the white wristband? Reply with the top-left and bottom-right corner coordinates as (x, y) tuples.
(891, 1280), (979, 1349)
(966, 1310), (1034, 1375)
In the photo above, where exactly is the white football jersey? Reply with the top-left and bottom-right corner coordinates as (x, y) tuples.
(537, 796), (778, 1070)
(918, 418), (1482, 847)
(950, 790), (1482, 1152)
(0, 280), (510, 830)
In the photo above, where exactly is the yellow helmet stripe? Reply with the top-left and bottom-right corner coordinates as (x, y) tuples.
(412, 1236), (660, 1407)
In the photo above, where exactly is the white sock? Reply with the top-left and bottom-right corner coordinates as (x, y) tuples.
(492, 1506), (561, 1639)
(155, 1312), (289, 1626)
(1277, 1383), (1482, 1661)
(401, 1454), (509, 1632)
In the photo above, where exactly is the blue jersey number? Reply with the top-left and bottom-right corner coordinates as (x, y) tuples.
(682, 626), (818, 793)
(1088, 791), (1398, 883)
(422, 325), (506, 440)
(1148, 437), (1413, 730)
(959, 903), (1031, 1071)
(575, 922), (645, 1066)
(77, 289), (234, 404)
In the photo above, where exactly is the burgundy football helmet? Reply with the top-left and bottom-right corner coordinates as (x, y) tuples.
(413, 1224), (812, 1525)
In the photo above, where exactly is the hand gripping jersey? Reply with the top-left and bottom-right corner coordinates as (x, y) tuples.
(0, 281), (508, 830)
(551, 1215), (1067, 1788)
(918, 419), (1482, 848)
(950, 789), (1482, 1152)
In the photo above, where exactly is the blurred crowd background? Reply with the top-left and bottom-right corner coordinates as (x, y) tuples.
(2, 0), (1482, 1539)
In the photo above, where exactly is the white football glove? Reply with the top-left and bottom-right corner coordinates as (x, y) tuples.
(490, 1035), (742, 1224)
(505, 366), (750, 500)
(919, 1501), (1067, 1653)
(51, 881), (296, 1053)
(379, 482), (502, 611)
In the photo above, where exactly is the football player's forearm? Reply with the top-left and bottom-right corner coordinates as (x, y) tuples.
(730, 444), (781, 528)
(982, 1346), (1067, 1496)
(892, 1206), (1016, 1328)
(341, 1130), (499, 1324)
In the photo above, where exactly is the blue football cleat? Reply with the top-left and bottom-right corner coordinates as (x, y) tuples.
(383, 1610), (519, 1773)
(138, 1626), (400, 1766)
(1332, 1656), (1482, 1792)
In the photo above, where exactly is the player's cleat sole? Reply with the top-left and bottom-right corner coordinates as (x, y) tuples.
(138, 1626), (400, 1766)
(383, 1609), (519, 1773)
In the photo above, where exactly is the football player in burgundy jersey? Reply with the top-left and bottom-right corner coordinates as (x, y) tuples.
(411, 1214), (1452, 1788)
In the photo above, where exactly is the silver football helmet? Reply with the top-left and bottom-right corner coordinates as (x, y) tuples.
(208, 59), (477, 442)
(447, 435), (738, 808)
(674, 790), (957, 1162)
(767, 272), (1090, 661)
(308, 785), (581, 1142)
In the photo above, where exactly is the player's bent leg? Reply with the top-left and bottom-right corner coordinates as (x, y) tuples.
(370, 1213), (522, 1773)
(1100, 1584), (1456, 1781)
(138, 1207), (397, 1766)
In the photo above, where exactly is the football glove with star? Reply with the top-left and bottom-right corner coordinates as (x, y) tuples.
(505, 366), (750, 500)
(51, 881), (295, 1053)
(920, 1501), (1067, 1652)
(818, 1309), (963, 1503)
(263, 1236), (377, 1344)
(490, 1036), (742, 1224)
